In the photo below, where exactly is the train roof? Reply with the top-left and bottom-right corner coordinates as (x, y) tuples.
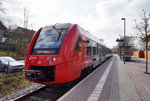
(43, 23), (73, 29)
(42, 23), (108, 48)
(54, 23), (73, 28)
(55, 23), (107, 47)
(77, 24), (105, 46)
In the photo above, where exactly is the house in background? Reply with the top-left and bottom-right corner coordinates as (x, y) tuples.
(14, 27), (35, 43)
(0, 21), (7, 43)
(0, 21), (35, 51)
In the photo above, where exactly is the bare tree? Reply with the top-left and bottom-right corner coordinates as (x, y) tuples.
(126, 36), (134, 46)
(24, 7), (29, 29)
(0, 2), (5, 42)
(6, 30), (17, 58)
(112, 46), (118, 54)
(0, 2), (5, 13)
(135, 9), (150, 73)
(118, 36), (135, 47)
(6, 7), (34, 58)
(136, 38), (146, 50)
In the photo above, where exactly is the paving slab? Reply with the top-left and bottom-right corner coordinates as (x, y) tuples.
(118, 56), (142, 101)
(125, 57), (150, 101)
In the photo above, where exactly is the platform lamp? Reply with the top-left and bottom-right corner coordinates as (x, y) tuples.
(121, 18), (126, 64)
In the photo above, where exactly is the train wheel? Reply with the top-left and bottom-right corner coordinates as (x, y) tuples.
(81, 69), (86, 79)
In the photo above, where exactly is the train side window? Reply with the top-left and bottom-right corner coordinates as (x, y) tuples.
(86, 38), (92, 56)
(93, 42), (96, 55)
(75, 35), (82, 51)
(99, 45), (101, 56)
(101, 45), (104, 56)
(97, 44), (99, 55)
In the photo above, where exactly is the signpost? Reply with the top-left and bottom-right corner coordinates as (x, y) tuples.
(116, 38), (124, 42)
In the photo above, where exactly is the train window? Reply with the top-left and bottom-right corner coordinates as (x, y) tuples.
(103, 46), (106, 56)
(99, 44), (102, 56)
(97, 44), (99, 55)
(93, 42), (97, 55)
(86, 39), (92, 56)
(34, 27), (68, 48)
(32, 26), (70, 55)
(75, 35), (82, 51)
(101, 45), (104, 56)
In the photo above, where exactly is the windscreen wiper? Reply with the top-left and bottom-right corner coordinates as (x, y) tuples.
(52, 26), (63, 41)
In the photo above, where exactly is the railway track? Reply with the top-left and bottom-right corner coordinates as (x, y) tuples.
(13, 81), (79, 101)
(12, 71), (91, 101)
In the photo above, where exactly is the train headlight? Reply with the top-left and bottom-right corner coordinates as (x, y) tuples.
(29, 57), (31, 60)
(52, 57), (56, 62)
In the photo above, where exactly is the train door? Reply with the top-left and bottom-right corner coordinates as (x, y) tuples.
(85, 38), (92, 68)
(71, 35), (83, 79)
(98, 44), (101, 64)
(92, 42), (99, 67)
(101, 45), (105, 62)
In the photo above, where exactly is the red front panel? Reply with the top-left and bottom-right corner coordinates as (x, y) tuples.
(25, 24), (83, 84)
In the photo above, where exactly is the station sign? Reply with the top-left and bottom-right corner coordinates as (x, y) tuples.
(116, 38), (124, 42)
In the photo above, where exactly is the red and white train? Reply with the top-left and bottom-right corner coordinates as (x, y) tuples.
(25, 23), (112, 85)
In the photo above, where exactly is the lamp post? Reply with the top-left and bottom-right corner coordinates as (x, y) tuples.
(121, 18), (126, 64)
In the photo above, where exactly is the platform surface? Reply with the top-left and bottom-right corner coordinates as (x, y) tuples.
(57, 55), (150, 101)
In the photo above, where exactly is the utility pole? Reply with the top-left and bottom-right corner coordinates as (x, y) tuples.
(121, 18), (126, 64)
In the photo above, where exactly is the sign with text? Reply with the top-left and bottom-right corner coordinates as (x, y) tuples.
(116, 38), (124, 42)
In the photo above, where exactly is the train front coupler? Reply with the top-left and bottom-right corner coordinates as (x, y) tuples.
(25, 70), (44, 81)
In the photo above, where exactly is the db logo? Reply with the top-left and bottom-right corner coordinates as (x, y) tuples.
(37, 61), (41, 64)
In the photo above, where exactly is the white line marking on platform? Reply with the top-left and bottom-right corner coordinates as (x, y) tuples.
(87, 57), (114, 101)
(57, 57), (113, 101)
(57, 61), (103, 101)
(57, 57), (114, 101)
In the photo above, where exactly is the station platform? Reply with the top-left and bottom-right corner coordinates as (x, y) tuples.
(57, 55), (150, 101)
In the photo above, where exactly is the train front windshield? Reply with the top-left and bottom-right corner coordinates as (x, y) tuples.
(32, 26), (69, 55)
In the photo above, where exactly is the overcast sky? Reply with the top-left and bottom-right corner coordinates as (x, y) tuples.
(0, 0), (150, 48)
